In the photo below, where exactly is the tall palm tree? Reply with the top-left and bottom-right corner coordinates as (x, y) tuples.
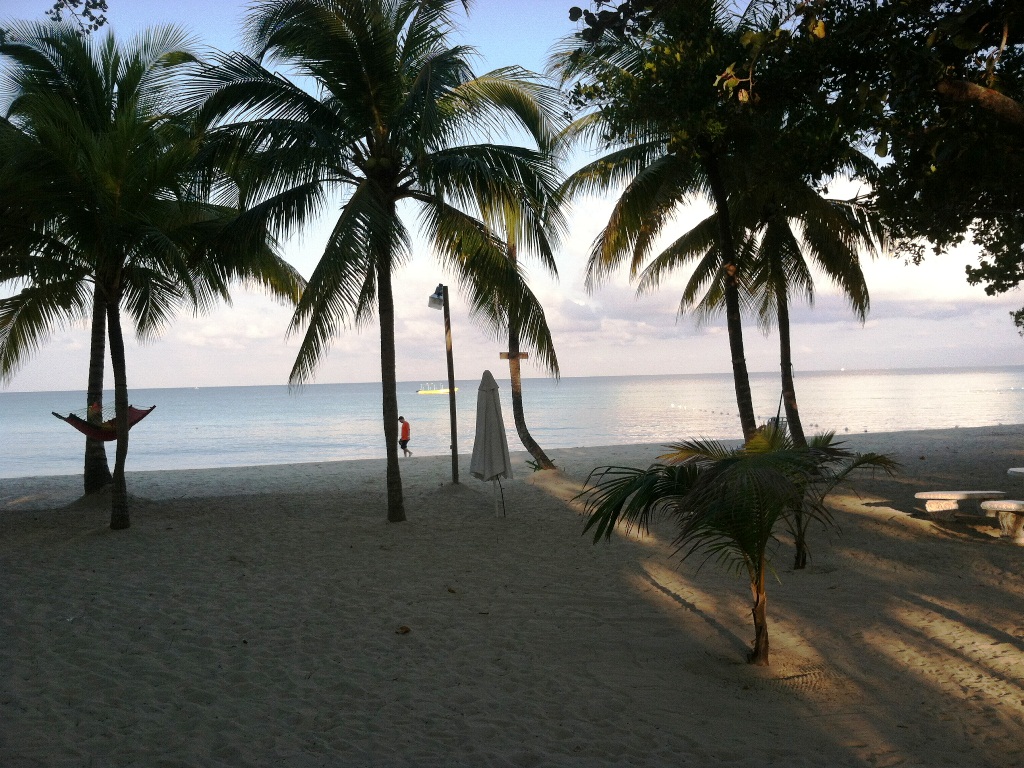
(552, 1), (761, 440)
(745, 190), (884, 448)
(0, 117), (118, 492)
(636, 173), (885, 450)
(189, 0), (564, 521)
(579, 425), (897, 665)
(473, 127), (567, 472)
(556, 2), (888, 446)
(0, 22), (303, 528)
(504, 237), (559, 471)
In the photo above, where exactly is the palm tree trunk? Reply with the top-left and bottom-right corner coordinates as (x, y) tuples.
(505, 243), (555, 470)
(106, 295), (130, 530)
(703, 150), (757, 441)
(724, 282), (756, 441)
(84, 289), (112, 494)
(376, 255), (406, 523)
(508, 321), (555, 470)
(748, 559), (770, 665)
(777, 292), (810, 570)
(776, 291), (807, 448)
(792, 522), (809, 570)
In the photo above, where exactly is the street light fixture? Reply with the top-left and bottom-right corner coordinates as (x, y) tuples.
(428, 283), (459, 484)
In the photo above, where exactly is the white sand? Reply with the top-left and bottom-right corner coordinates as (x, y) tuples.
(2, 425), (1024, 766)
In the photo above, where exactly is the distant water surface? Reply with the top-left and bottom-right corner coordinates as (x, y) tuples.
(2, 367), (1023, 479)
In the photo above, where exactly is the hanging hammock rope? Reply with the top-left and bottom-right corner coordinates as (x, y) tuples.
(52, 405), (156, 442)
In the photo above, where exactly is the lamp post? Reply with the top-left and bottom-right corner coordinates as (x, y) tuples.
(428, 283), (459, 483)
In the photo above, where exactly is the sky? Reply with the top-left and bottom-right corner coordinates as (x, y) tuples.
(1, 0), (1021, 393)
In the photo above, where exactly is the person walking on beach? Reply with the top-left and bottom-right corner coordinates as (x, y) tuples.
(398, 416), (412, 457)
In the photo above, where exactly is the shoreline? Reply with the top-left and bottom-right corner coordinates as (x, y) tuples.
(3, 424), (1024, 765)
(8, 366), (1024, 482)
(4, 423), (1022, 512)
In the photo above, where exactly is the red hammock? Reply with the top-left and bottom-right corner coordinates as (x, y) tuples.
(52, 405), (156, 441)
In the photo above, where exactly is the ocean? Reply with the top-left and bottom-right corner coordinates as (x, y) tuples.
(2, 366), (1023, 479)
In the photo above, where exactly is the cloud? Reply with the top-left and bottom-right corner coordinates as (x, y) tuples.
(787, 291), (1021, 327)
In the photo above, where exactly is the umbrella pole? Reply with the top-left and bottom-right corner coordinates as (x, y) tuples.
(493, 479), (507, 517)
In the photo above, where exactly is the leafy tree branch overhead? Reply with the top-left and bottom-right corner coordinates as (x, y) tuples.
(45, 0), (109, 34)
(801, 0), (1023, 330)
(0, 1), (109, 43)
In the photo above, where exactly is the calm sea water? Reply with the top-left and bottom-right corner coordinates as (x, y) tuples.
(2, 367), (1023, 479)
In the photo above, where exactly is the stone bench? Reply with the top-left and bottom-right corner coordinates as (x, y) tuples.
(914, 491), (1006, 521)
(980, 500), (1024, 545)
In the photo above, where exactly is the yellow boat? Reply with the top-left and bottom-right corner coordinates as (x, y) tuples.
(417, 384), (458, 395)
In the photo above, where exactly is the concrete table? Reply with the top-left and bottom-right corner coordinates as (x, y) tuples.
(980, 499), (1024, 544)
(914, 490), (1006, 521)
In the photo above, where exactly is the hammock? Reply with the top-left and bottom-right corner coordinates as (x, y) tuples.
(52, 405), (156, 441)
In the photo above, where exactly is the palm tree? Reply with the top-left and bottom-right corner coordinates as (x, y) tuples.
(742, 184), (885, 569)
(579, 425), (897, 665)
(0, 118), (117, 492)
(636, 170), (886, 451)
(556, 3), (889, 447)
(1, 2), (115, 498)
(744, 189), (884, 449)
(189, 0), (565, 520)
(0, 171), (113, 492)
(504, 237), (559, 471)
(552, 1), (761, 440)
(474, 131), (567, 472)
(0, 22), (304, 528)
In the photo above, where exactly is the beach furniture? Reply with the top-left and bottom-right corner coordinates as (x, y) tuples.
(470, 370), (512, 516)
(979, 500), (1024, 545)
(914, 490), (1005, 521)
(52, 405), (156, 441)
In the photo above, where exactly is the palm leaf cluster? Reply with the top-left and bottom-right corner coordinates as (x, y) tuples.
(551, 2), (774, 440)
(0, 22), (302, 375)
(634, 163), (887, 445)
(578, 425), (898, 664)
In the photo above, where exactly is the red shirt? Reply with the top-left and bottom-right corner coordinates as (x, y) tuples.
(401, 421), (410, 440)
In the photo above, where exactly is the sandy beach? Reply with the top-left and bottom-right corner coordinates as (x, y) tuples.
(2, 425), (1024, 767)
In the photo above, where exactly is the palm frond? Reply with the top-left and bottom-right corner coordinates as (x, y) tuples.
(415, 195), (559, 376)
(558, 135), (666, 201)
(583, 152), (694, 290)
(0, 279), (90, 383)
(439, 67), (566, 151)
(635, 213), (719, 296)
(577, 462), (701, 543)
(286, 179), (383, 385)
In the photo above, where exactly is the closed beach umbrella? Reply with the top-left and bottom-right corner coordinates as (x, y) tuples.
(470, 370), (512, 514)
